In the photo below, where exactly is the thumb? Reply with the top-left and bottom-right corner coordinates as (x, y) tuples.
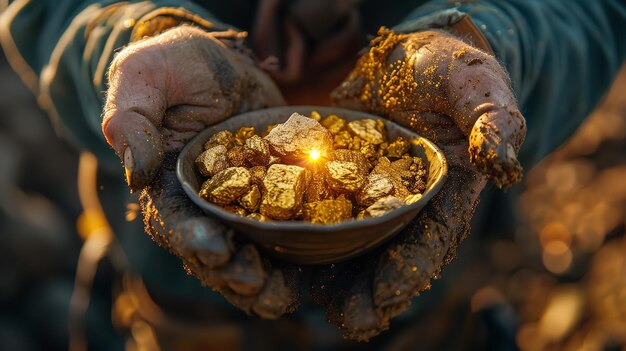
(102, 42), (169, 191)
(443, 43), (527, 188)
(468, 107), (526, 188)
(103, 111), (163, 191)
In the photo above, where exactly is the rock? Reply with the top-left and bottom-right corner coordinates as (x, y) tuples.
(264, 113), (333, 162)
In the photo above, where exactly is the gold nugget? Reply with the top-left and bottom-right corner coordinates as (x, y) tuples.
(324, 161), (366, 193)
(204, 130), (234, 150)
(227, 145), (249, 167)
(333, 149), (371, 174)
(347, 119), (385, 145)
(199, 167), (251, 205)
(305, 170), (335, 202)
(320, 114), (346, 134)
(195, 145), (229, 177)
(247, 213), (269, 221)
(333, 130), (353, 149)
(235, 126), (256, 145)
(239, 185), (261, 212)
(386, 137), (410, 158)
(310, 111), (322, 122)
(303, 196), (353, 224)
(371, 157), (412, 199)
(244, 135), (270, 166)
(260, 164), (307, 220)
(195, 112), (429, 224)
(358, 196), (404, 219)
(356, 173), (394, 206)
(249, 166), (266, 186)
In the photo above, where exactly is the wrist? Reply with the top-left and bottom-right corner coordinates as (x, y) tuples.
(130, 7), (229, 42)
(393, 9), (494, 55)
(129, 8), (260, 70)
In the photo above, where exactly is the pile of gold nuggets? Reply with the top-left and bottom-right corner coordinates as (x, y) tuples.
(195, 112), (428, 224)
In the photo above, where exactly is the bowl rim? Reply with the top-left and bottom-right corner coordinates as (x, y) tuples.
(176, 106), (448, 232)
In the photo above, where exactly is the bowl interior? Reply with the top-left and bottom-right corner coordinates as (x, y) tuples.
(177, 106), (447, 264)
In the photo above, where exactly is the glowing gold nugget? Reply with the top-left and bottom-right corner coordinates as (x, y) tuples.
(195, 145), (229, 177)
(324, 161), (366, 193)
(264, 113), (333, 162)
(199, 167), (251, 205)
(260, 164), (307, 220)
(347, 119), (385, 145)
(356, 173), (394, 206)
(303, 196), (353, 224)
(204, 130), (234, 150)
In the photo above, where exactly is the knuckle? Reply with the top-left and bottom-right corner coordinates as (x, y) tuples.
(109, 46), (140, 78)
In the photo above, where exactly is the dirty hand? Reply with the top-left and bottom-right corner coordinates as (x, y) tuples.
(102, 26), (299, 318)
(314, 29), (527, 339)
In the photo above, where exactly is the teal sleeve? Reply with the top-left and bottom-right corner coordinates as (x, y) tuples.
(0, 1), (228, 170)
(398, 0), (626, 167)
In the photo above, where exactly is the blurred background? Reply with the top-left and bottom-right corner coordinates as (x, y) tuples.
(0, 45), (625, 350)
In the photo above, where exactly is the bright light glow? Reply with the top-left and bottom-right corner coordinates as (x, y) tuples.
(309, 149), (321, 161)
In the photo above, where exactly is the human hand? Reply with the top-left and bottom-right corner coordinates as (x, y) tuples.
(314, 28), (526, 339)
(102, 26), (299, 318)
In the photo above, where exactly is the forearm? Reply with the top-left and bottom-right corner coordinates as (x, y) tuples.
(396, 0), (626, 167)
(0, 1), (229, 169)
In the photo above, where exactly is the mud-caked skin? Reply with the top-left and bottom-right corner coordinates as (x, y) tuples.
(320, 28), (527, 340)
(102, 26), (299, 319)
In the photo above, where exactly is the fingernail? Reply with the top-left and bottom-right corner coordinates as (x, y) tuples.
(506, 142), (516, 161)
(123, 147), (135, 188)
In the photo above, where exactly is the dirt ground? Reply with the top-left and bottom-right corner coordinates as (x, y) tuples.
(0, 44), (624, 350)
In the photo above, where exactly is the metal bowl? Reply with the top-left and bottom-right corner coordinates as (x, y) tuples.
(177, 106), (447, 265)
